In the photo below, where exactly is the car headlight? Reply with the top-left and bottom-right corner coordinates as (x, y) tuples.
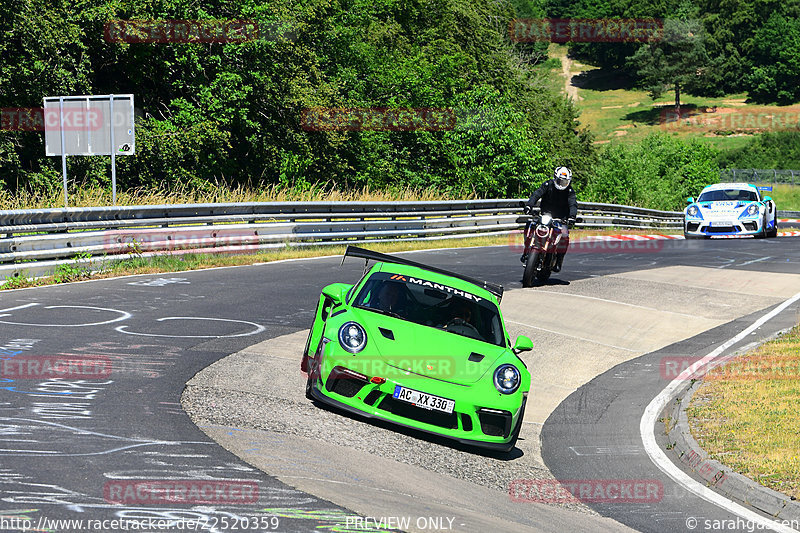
(494, 364), (521, 394)
(338, 322), (367, 353)
(687, 205), (698, 216)
(747, 204), (759, 216)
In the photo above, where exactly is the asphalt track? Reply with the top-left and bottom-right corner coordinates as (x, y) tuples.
(0, 232), (799, 532)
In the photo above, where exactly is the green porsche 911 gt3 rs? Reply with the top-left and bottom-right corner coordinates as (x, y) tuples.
(301, 246), (533, 452)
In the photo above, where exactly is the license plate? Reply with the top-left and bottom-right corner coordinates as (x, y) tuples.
(709, 221), (733, 227)
(393, 385), (454, 414)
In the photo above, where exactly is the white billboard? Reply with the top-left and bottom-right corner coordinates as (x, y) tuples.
(44, 94), (134, 156)
(44, 94), (135, 206)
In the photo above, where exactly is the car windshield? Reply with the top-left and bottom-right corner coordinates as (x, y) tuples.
(698, 189), (759, 202)
(353, 271), (505, 347)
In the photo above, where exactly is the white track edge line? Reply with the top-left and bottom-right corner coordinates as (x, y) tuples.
(640, 291), (800, 533)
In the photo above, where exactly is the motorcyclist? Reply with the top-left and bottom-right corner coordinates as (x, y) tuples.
(522, 166), (578, 273)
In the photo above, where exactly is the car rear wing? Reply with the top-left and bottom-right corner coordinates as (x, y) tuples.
(342, 245), (504, 301)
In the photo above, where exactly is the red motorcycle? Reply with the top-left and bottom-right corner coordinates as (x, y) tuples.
(519, 207), (569, 287)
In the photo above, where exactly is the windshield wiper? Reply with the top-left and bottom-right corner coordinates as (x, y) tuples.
(355, 305), (404, 319)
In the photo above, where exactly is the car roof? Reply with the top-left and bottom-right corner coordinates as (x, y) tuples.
(370, 262), (499, 304)
(701, 182), (759, 193)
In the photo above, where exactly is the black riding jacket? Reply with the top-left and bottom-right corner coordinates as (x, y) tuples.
(526, 179), (578, 221)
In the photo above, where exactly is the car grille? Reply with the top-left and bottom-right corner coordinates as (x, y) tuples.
(706, 226), (737, 233)
(377, 396), (458, 429)
(460, 413), (473, 432)
(478, 408), (512, 438)
(743, 221), (758, 231)
(363, 389), (382, 406)
(686, 222), (700, 232)
(325, 366), (368, 398)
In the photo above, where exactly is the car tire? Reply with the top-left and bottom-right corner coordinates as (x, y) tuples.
(755, 215), (768, 239)
(504, 397), (527, 452)
(305, 340), (323, 400)
(767, 221), (778, 238)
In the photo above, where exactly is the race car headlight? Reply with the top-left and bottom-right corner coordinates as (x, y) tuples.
(493, 364), (521, 394)
(747, 204), (759, 216)
(687, 205), (698, 217)
(338, 322), (367, 353)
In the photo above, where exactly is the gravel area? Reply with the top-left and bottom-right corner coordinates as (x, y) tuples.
(180, 332), (592, 514)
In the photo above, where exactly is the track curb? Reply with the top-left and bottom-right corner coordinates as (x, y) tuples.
(665, 334), (800, 522)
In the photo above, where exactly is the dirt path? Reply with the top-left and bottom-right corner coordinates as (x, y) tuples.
(561, 52), (581, 101)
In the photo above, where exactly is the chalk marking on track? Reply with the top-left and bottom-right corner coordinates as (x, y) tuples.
(115, 317), (265, 338)
(0, 305), (131, 327)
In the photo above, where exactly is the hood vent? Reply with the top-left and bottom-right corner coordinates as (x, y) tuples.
(379, 327), (394, 340)
(468, 352), (485, 362)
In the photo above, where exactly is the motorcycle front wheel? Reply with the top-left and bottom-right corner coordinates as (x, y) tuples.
(536, 252), (553, 282)
(523, 251), (541, 287)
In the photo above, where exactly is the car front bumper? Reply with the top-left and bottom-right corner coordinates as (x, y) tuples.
(309, 348), (528, 452)
(684, 218), (763, 237)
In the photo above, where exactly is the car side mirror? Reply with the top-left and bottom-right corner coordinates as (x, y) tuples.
(764, 196), (772, 202)
(686, 197), (694, 204)
(513, 336), (533, 354)
(321, 283), (350, 305)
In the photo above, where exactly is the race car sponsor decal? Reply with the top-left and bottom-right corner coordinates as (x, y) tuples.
(390, 275), (483, 302)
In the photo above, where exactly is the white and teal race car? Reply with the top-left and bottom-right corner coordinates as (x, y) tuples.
(684, 183), (778, 239)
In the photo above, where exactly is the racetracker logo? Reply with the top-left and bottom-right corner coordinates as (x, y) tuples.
(103, 228), (262, 255)
(508, 479), (663, 503)
(1, 356), (111, 379)
(509, 18), (664, 43)
(103, 480), (259, 505)
(660, 355), (800, 381)
(306, 355), (476, 382)
(507, 232), (669, 254)
(660, 108), (800, 132)
(1, 107), (104, 132)
(104, 20), (264, 43)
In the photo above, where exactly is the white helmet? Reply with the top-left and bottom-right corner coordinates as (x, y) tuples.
(554, 166), (572, 190)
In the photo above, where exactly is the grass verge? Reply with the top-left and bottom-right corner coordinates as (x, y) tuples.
(687, 324), (800, 499)
(1, 228), (680, 290)
(0, 183), (469, 211)
(770, 185), (800, 212)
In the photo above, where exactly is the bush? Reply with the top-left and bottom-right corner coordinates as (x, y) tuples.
(717, 131), (800, 170)
(585, 133), (719, 210)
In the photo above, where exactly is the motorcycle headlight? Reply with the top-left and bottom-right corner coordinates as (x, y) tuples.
(338, 322), (367, 354)
(540, 214), (552, 225)
(494, 364), (521, 394)
(687, 205), (698, 216)
(747, 204), (759, 216)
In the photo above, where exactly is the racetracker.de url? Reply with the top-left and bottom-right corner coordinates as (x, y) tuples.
(0, 515), (281, 531)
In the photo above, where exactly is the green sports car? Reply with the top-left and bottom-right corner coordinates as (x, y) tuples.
(302, 246), (533, 452)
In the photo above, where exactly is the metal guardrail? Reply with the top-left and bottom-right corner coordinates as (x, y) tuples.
(0, 199), (686, 281)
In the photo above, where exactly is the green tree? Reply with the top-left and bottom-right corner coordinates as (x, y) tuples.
(746, 12), (800, 104)
(627, 17), (710, 114)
